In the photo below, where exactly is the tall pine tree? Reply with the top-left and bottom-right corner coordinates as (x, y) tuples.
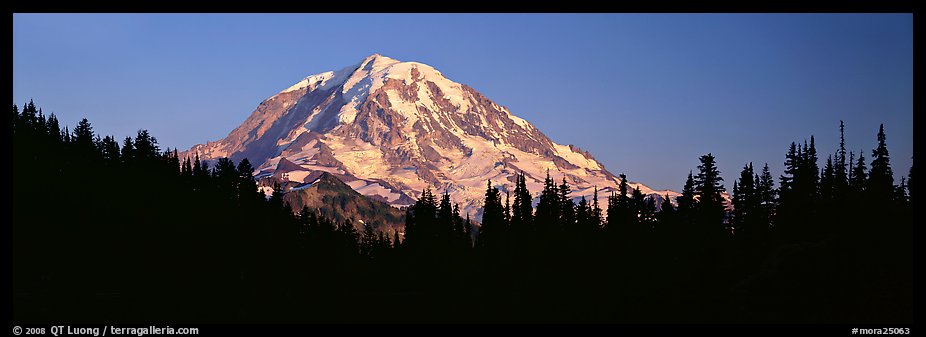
(479, 180), (505, 250)
(694, 153), (726, 229)
(868, 124), (895, 201)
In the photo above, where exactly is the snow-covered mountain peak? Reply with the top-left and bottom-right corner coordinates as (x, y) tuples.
(359, 53), (400, 69)
(183, 55), (680, 219)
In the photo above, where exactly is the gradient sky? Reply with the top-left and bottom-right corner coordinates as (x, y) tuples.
(13, 14), (913, 191)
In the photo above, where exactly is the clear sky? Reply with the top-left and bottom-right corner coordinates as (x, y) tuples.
(13, 14), (913, 191)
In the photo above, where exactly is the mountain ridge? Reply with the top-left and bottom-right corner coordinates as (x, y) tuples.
(274, 171), (406, 232)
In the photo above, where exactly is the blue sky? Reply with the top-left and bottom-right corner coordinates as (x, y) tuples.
(13, 14), (913, 191)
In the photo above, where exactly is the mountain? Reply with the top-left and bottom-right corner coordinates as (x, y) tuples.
(268, 172), (406, 232)
(183, 54), (679, 219)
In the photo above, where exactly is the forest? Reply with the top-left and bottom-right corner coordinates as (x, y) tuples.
(12, 100), (912, 323)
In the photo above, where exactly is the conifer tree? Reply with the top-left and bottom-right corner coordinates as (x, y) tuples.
(848, 151), (856, 186)
(479, 180), (504, 249)
(807, 136), (820, 197)
(99, 135), (121, 164)
(820, 155), (835, 201)
(437, 191), (454, 246)
(133, 130), (159, 162)
(72, 118), (95, 152)
(642, 196), (657, 229)
(269, 180), (286, 212)
(121, 136), (134, 163)
(732, 163), (758, 237)
(756, 163), (777, 228)
(677, 171), (697, 216)
(535, 170), (561, 231)
(181, 157), (193, 179)
(452, 203), (470, 249)
(658, 193), (675, 226)
(868, 124), (895, 201)
(36, 109), (47, 136)
(46, 113), (61, 143)
(236, 158), (259, 201)
(631, 186), (645, 227)
(407, 187), (437, 248)
(850, 151), (868, 194)
(575, 196), (592, 231)
(337, 219), (359, 254)
(559, 176), (575, 228)
(591, 187), (602, 229)
(835, 121), (849, 196)
(694, 153), (726, 228)
(780, 142), (798, 202)
(503, 191), (511, 227)
(606, 191), (618, 229)
(511, 172), (532, 230)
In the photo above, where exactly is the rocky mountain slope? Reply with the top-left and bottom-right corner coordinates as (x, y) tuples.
(266, 172), (406, 232)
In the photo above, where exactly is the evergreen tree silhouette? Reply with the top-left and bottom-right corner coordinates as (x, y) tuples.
(535, 170), (561, 231)
(607, 173), (634, 234)
(835, 121), (849, 198)
(868, 124), (895, 201)
(732, 163), (758, 238)
(511, 172), (532, 231)
(807, 136), (820, 198)
(478, 180), (504, 250)
(120, 136), (134, 163)
(641, 194), (657, 230)
(591, 187), (602, 230)
(46, 113), (61, 143)
(575, 196), (592, 232)
(850, 151), (868, 195)
(213, 157), (239, 200)
(133, 130), (160, 162)
(756, 163), (777, 231)
(72, 118), (95, 153)
(452, 203), (470, 250)
(236, 158), (260, 202)
(780, 142), (798, 203)
(694, 153), (726, 230)
(820, 155), (835, 201)
(503, 191), (511, 227)
(405, 187), (437, 251)
(631, 186), (645, 230)
(559, 176), (575, 229)
(658, 193), (676, 228)
(677, 171), (697, 218)
(99, 135), (121, 164)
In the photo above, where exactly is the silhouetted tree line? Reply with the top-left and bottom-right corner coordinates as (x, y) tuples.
(13, 101), (384, 323)
(393, 120), (911, 323)
(13, 101), (911, 323)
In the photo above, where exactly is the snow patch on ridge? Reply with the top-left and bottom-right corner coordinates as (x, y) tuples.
(280, 64), (353, 94)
